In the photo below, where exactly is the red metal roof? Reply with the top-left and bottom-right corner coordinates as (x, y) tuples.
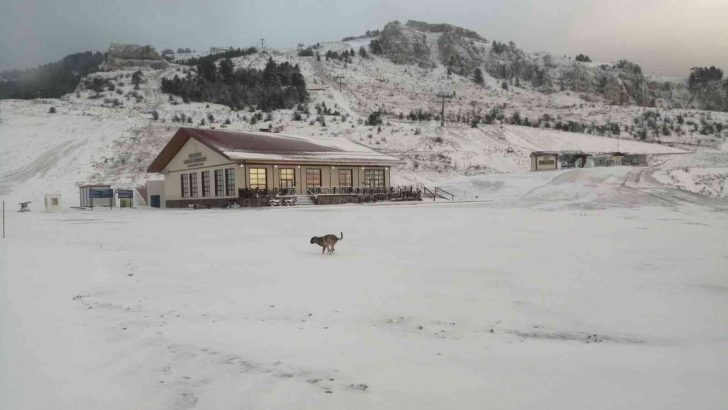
(147, 127), (401, 173)
(181, 128), (343, 154)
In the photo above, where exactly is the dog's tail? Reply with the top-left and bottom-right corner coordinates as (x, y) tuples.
(339, 231), (344, 240)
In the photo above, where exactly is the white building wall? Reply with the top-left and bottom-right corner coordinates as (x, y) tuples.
(163, 138), (239, 201)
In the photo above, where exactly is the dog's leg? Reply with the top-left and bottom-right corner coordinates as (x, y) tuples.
(321, 244), (326, 255)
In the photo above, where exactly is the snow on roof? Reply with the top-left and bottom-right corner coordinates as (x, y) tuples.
(147, 127), (402, 173)
(530, 151), (562, 156)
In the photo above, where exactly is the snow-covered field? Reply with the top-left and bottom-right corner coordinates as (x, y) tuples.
(2, 167), (727, 410)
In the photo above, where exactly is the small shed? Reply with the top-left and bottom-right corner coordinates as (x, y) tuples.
(559, 151), (594, 169)
(530, 151), (560, 171)
(117, 189), (134, 208)
(80, 184), (113, 208)
(44, 193), (62, 212)
(593, 152), (626, 167)
(622, 154), (648, 166)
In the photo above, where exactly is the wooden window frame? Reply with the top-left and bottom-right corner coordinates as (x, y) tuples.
(364, 169), (385, 187)
(225, 168), (235, 196)
(189, 172), (198, 198)
(214, 169), (224, 196)
(279, 168), (295, 188)
(249, 168), (267, 190)
(181, 174), (190, 198)
(201, 171), (211, 197)
(338, 169), (353, 187)
(305, 168), (322, 188)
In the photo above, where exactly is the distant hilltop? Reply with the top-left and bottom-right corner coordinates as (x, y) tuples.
(101, 43), (169, 70)
(367, 20), (726, 111)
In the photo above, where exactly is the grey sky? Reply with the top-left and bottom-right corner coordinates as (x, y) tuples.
(1, 0), (726, 78)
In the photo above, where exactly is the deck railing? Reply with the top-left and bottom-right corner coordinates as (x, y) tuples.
(241, 186), (421, 202)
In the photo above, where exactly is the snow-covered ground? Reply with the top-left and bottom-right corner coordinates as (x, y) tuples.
(0, 95), (694, 207)
(2, 167), (727, 410)
(653, 152), (728, 198)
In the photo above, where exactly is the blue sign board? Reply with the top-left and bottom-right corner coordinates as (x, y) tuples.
(89, 189), (113, 199)
(117, 190), (133, 199)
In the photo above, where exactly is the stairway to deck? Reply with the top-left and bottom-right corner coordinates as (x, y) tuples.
(295, 195), (316, 205)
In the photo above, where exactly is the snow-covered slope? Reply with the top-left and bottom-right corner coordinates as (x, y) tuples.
(0, 100), (145, 203)
(1, 37), (727, 207)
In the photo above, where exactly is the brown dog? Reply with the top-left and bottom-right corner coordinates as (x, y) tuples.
(310, 232), (343, 255)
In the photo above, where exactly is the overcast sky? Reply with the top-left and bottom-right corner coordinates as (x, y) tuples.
(1, 0), (727, 77)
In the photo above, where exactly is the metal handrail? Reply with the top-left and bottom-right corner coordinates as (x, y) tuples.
(423, 187), (454, 201)
(277, 186), (296, 196)
(435, 187), (455, 201)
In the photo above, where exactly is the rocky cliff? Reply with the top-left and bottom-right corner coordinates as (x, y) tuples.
(373, 20), (728, 111)
(102, 43), (169, 70)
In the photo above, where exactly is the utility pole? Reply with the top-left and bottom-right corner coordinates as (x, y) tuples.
(617, 131), (621, 153)
(435, 91), (455, 127)
(260, 38), (265, 52)
(333, 75), (344, 92)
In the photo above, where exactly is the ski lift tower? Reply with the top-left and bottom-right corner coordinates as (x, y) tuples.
(435, 89), (456, 127)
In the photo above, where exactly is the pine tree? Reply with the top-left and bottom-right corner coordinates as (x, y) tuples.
(219, 58), (234, 82)
(473, 68), (484, 85)
(369, 40), (383, 55)
(688, 66), (724, 88)
(262, 58), (280, 86)
(197, 60), (217, 82)
(131, 70), (144, 90)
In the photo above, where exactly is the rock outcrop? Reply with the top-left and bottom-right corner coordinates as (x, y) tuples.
(370, 20), (728, 111)
(101, 43), (169, 70)
(377, 21), (431, 67)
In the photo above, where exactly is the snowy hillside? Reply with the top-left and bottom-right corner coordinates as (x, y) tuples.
(1, 25), (728, 207)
